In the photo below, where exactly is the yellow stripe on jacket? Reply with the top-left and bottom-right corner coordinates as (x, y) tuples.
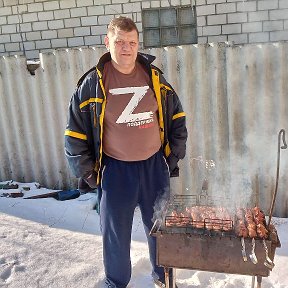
(64, 130), (87, 140)
(79, 98), (104, 109)
(172, 112), (186, 120)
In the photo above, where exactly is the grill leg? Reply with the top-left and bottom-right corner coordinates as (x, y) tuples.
(164, 268), (176, 288)
(257, 276), (262, 288)
(252, 276), (262, 288)
(171, 268), (176, 288)
(164, 267), (170, 287)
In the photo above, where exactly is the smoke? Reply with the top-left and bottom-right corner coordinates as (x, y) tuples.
(151, 129), (287, 223)
(152, 186), (170, 224)
(182, 130), (287, 214)
(208, 130), (287, 213)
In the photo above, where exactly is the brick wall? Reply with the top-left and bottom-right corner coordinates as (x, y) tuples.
(0, 0), (288, 60)
(0, 0), (150, 59)
(197, 0), (288, 44)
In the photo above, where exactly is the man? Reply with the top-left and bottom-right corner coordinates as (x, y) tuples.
(64, 16), (187, 288)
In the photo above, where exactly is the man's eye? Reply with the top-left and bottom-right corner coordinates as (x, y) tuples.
(115, 40), (125, 46)
(115, 40), (137, 47)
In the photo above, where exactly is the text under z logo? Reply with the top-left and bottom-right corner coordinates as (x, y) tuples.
(109, 86), (153, 124)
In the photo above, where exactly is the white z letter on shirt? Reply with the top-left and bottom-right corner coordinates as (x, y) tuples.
(109, 86), (153, 124)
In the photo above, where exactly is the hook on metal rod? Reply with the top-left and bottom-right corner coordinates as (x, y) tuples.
(268, 129), (287, 228)
(279, 129), (287, 149)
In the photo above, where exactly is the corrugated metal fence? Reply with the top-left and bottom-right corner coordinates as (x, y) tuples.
(0, 43), (287, 217)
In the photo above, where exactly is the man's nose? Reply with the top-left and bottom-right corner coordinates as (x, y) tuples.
(122, 42), (130, 49)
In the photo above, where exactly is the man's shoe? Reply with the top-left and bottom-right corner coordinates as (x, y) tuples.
(153, 278), (178, 288)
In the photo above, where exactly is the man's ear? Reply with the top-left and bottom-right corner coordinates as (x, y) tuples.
(104, 36), (109, 50)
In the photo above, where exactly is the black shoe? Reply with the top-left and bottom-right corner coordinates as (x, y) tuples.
(153, 278), (178, 288)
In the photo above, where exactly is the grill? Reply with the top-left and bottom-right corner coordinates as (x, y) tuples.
(150, 129), (286, 288)
(150, 195), (281, 288)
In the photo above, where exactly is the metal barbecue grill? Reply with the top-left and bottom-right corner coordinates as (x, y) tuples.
(150, 195), (280, 288)
(150, 129), (286, 288)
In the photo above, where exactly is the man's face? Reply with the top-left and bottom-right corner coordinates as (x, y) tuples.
(104, 29), (139, 74)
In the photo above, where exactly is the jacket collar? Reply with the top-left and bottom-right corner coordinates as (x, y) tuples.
(96, 52), (156, 75)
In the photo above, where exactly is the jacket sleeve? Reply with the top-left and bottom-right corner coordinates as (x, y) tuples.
(165, 87), (188, 177)
(64, 78), (95, 180)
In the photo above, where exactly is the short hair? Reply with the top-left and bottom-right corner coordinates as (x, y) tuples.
(107, 16), (139, 37)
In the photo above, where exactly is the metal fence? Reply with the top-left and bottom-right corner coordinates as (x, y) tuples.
(0, 43), (287, 217)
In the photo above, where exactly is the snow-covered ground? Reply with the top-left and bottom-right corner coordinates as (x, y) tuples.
(0, 181), (287, 288)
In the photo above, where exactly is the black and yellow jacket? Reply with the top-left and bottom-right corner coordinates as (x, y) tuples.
(64, 52), (187, 189)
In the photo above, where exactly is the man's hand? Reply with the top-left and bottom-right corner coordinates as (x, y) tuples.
(84, 171), (97, 189)
(167, 153), (179, 177)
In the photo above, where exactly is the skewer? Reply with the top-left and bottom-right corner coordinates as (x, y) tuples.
(263, 239), (275, 270)
(241, 237), (248, 262)
(249, 238), (258, 264)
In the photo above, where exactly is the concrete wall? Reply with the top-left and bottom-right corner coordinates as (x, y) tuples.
(0, 0), (288, 60)
(0, 43), (288, 216)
